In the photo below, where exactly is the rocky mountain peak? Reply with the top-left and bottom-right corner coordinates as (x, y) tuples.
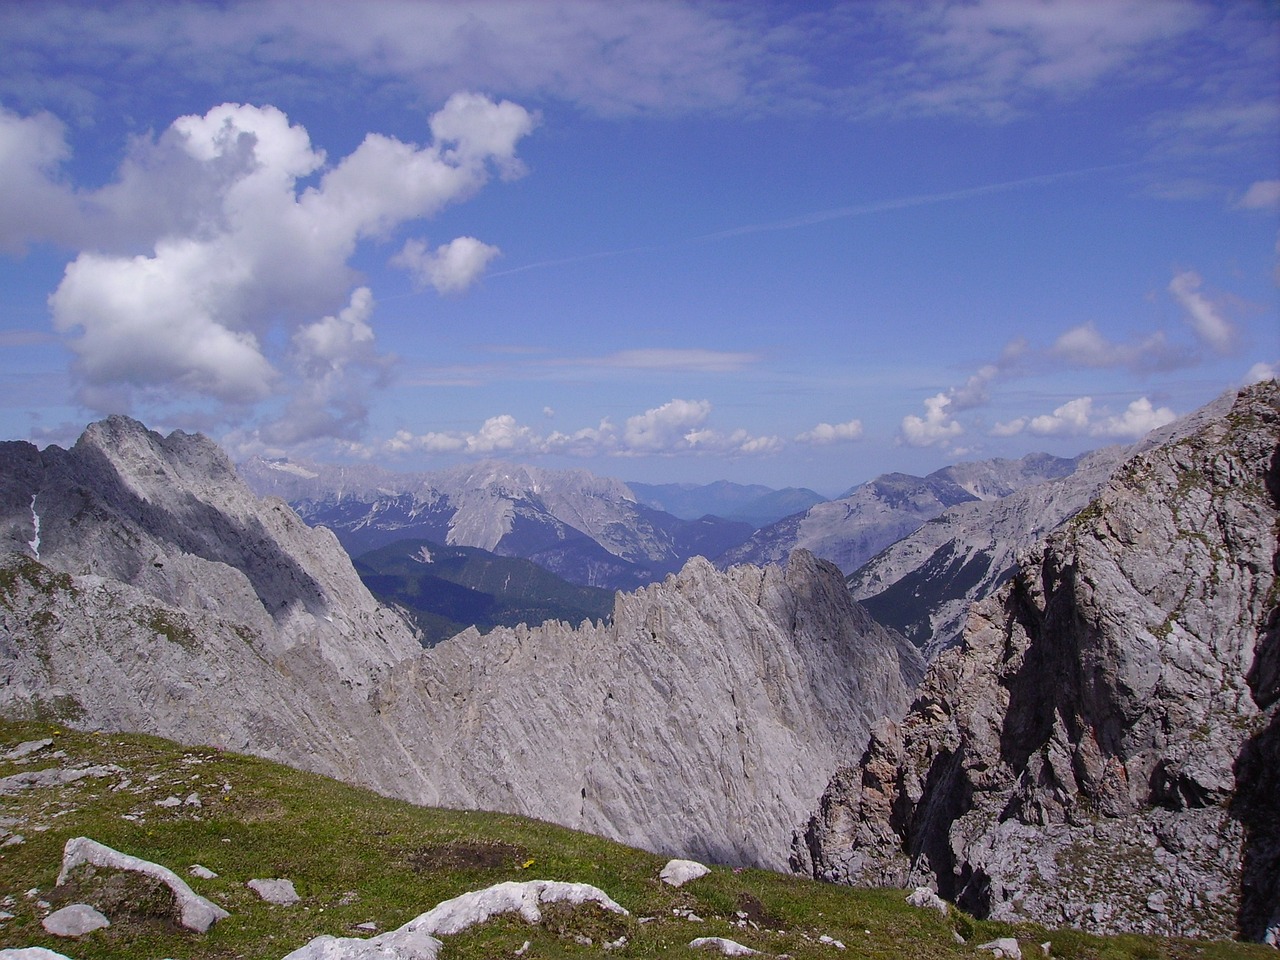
(795, 380), (1280, 943)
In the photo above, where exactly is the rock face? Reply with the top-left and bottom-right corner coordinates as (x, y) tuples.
(0, 417), (922, 871)
(720, 454), (1081, 577)
(849, 390), (1242, 658)
(794, 381), (1280, 942)
(0, 416), (429, 797)
(239, 457), (753, 591)
(381, 550), (923, 870)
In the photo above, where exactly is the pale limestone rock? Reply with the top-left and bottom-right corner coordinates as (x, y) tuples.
(977, 938), (1022, 959)
(660, 859), (710, 887)
(41, 904), (109, 937)
(282, 879), (625, 960)
(0, 950), (79, 960)
(2, 739), (52, 760)
(57, 837), (228, 933)
(248, 878), (300, 905)
(798, 381), (1280, 943)
(690, 937), (758, 956)
(189, 865), (217, 879)
(905, 887), (948, 916)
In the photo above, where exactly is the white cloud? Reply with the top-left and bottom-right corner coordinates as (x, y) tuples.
(35, 93), (535, 428)
(900, 392), (964, 447)
(1168, 270), (1236, 353)
(1243, 362), (1277, 385)
(1028, 396), (1093, 436)
(796, 419), (864, 445)
(993, 395), (1176, 440)
(597, 349), (761, 372)
(1051, 321), (1193, 373)
(394, 236), (502, 293)
(380, 399), (781, 460)
(1092, 397), (1176, 438)
(0, 106), (79, 251)
(1236, 179), (1280, 210)
(623, 399), (712, 452)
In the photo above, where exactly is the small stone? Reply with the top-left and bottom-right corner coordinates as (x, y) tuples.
(818, 934), (846, 949)
(43, 903), (110, 937)
(1145, 891), (1166, 914)
(183, 792), (202, 807)
(3, 835), (24, 847)
(905, 886), (949, 916)
(154, 796), (182, 808)
(189, 864), (217, 879)
(354, 921), (377, 931)
(689, 937), (759, 956)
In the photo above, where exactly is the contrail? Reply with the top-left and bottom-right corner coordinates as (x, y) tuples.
(483, 161), (1143, 279)
(691, 161), (1144, 242)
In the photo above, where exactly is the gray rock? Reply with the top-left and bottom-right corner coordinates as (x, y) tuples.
(689, 937), (758, 956)
(2, 739), (53, 761)
(660, 859), (710, 887)
(248, 878), (300, 905)
(41, 904), (109, 937)
(798, 381), (1280, 943)
(976, 939), (1022, 959)
(0, 950), (79, 959)
(905, 886), (948, 916)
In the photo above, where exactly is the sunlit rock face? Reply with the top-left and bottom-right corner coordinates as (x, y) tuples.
(795, 380), (1280, 943)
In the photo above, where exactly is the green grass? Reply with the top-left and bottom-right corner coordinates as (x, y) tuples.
(0, 720), (1267, 959)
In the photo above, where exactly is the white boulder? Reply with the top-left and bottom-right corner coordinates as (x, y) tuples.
(689, 937), (758, 956)
(248, 878), (300, 905)
(659, 859), (710, 888)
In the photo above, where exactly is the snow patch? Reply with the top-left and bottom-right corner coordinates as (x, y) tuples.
(267, 461), (319, 479)
(414, 546), (434, 564)
(27, 496), (40, 559)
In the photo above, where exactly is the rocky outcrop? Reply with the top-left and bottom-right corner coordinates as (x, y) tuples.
(381, 550), (923, 870)
(0, 416), (430, 796)
(794, 381), (1280, 943)
(849, 447), (1126, 657)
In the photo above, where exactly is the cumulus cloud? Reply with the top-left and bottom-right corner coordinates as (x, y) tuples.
(993, 395), (1175, 440)
(1051, 321), (1193, 373)
(796, 419), (864, 445)
(380, 399), (781, 460)
(0, 106), (79, 251)
(1092, 397), (1177, 438)
(32, 93), (536, 427)
(1169, 270), (1237, 354)
(900, 392), (964, 447)
(394, 236), (501, 293)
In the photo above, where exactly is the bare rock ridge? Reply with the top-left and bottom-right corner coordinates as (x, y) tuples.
(383, 549), (922, 869)
(794, 380), (1280, 943)
(719, 453), (1082, 577)
(0, 416), (921, 871)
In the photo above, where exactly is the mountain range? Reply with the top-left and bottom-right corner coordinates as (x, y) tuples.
(0, 380), (1275, 946)
(239, 458), (754, 592)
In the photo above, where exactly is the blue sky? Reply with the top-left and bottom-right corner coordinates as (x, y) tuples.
(0, 1), (1276, 494)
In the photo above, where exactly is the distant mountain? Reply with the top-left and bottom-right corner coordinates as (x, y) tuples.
(627, 480), (826, 527)
(719, 453), (1081, 575)
(353, 538), (615, 646)
(239, 458), (754, 592)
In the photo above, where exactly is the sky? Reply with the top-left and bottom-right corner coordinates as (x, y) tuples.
(0, 0), (1276, 495)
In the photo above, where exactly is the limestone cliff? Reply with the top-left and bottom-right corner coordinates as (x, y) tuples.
(794, 380), (1280, 943)
(381, 549), (922, 870)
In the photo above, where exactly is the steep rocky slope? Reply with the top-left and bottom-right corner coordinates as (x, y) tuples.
(381, 549), (923, 870)
(240, 457), (753, 591)
(720, 454), (1080, 576)
(1, 418), (922, 872)
(0, 417), (429, 798)
(794, 380), (1280, 944)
